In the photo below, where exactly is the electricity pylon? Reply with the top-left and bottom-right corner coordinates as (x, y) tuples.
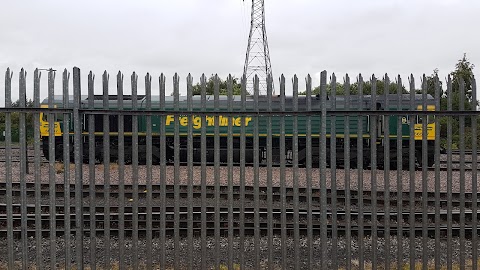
(243, 0), (274, 96)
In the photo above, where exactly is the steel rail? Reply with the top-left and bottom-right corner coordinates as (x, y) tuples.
(0, 184), (476, 205)
(2, 211), (479, 238)
(2, 206), (479, 217)
(2, 224), (477, 236)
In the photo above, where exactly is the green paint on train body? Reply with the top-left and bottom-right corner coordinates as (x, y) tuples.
(40, 94), (436, 141)
(143, 95), (372, 137)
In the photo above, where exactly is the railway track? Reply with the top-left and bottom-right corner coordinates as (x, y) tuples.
(0, 184), (478, 239)
(0, 159), (480, 172)
(1, 204), (478, 238)
(0, 183), (477, 207)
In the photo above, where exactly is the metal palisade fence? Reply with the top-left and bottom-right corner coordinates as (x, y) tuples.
(0, 67), (478, 269)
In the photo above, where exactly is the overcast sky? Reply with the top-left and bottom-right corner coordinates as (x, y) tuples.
(1, 0), (479, 103)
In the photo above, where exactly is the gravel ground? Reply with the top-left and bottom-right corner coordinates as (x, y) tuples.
(0, 235), (477, 269)
(1, 150), (478, 269)
(1, 148), (479, 193)
(0, 161), (479, 193)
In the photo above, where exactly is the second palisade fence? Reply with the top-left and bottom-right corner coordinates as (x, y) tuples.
(0, 66), (479, 269)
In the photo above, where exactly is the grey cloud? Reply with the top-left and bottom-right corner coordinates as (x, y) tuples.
(1, 0), (479, 104)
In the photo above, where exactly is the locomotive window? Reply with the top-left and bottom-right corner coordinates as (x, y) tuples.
(416, 116), (425, 124)
(42, 113), (58, 122)
(42, 113), (62, 122)
(416, 115), (434, 124)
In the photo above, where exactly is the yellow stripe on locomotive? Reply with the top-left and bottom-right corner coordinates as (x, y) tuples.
(413, 104), (435, 141)
(39, 104), (62, 137)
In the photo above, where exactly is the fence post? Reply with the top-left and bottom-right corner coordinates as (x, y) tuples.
(25, 145), (28, 174)
(73, 67), (84, 268)
(19, 68), (28, 268)
(19, 69), (28, 174)
(5, 67), (14, 270)
(62, 69), (72, 269)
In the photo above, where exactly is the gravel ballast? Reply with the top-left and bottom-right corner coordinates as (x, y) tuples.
(0, 161), (478, 193)
(0, 235), (477, 269)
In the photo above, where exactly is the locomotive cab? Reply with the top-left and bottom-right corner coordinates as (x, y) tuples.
(375, 94), (436, 168)
(39, 104), (70, 161)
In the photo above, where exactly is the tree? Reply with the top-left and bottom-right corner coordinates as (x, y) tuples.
(299, 82), (345, 96)
(450, 53), (475, 101)
(0, 99), (35, 143)
(300, 78), (407, 96)
(423, 69), (443, 97)
(438, 54), (477, 148)
(191, 75), (243, 95)
(353, 79), (408, 95)
(437, 54), (476, 113)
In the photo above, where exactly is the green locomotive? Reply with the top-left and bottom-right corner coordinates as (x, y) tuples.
(40, 94), (436, 168)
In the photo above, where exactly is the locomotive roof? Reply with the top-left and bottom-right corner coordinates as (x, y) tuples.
(42, 93), (434, 102)
(370, 94), (434, 100)
(145, 94), (434, 101)
(41, 93), (436, 110)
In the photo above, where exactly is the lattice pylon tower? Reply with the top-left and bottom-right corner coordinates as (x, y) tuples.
(243, 0), (274, 96)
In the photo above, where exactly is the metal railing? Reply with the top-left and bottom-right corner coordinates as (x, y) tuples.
(0, 67), (478, 269)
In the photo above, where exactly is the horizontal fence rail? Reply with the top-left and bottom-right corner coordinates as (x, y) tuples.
(1, 107), (480, 116)
(0, 67), (478, 269)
